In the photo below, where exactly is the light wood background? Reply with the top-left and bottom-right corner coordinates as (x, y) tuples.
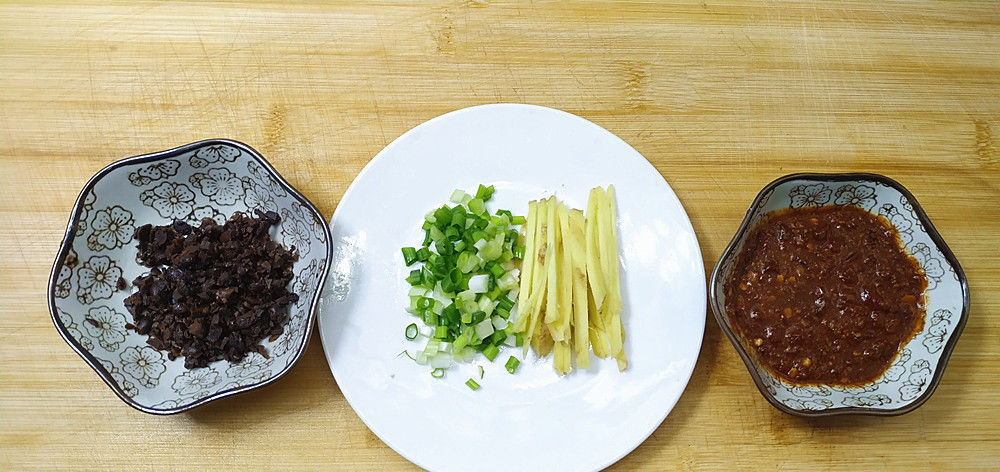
(2, 2), (998, 470)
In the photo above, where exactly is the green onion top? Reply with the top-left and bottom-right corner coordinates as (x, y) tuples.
(402, 247), (418, 266)
(405, 323), (418, 340)
(505, 356), (520, 374)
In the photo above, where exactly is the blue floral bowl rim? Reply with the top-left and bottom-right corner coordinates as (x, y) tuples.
(46, 138), (334, 415)
(708, 172), (970, 417)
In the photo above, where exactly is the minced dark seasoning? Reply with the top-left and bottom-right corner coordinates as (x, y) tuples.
(124, 211), (299, 369)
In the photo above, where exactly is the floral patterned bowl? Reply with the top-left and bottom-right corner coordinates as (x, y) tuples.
(709, 173), (968, 416)
(47, 139), (332, 414)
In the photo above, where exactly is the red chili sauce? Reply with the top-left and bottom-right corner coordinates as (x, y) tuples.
(724, 205), (927, 386)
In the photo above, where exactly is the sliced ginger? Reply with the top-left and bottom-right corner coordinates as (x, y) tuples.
(513, 186), (627, 374)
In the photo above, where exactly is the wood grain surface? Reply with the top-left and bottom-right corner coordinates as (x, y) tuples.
(2, 1), (998, 470)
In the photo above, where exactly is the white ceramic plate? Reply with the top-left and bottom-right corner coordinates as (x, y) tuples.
(318, 104), (705, 472)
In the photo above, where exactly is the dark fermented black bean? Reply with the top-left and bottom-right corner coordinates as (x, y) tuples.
(124, 212), (298, 369)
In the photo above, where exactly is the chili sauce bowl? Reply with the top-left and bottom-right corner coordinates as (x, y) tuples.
(709, 173), (968, 416)
(47, 139), (332, 414)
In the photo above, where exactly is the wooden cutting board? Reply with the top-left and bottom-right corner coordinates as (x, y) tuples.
(2, 2), (998, 470)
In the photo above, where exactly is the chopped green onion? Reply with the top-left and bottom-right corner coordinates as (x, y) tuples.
(401, 186), (523, 375)
(434, 207), (452, 228)
(453, 330), (469, 352)
(430, 225), (445, 242)
(511, 215), (526, 225)
(420, 268), (435, 288)
(402, 247), (418, 265)
(442, 303), (460, 324)
(473, 318), (493, 340)
(405, 323), (418, 340)
(468, 198), (486, 215)
(434, 239), (453, 256)
(457, 251), (480, 273)
(477, 296), (494, 316)
(497, 272), (518, 291)
(483, 344), (500, 361)
(416, 247), (432, 262)
(434, 326), (449, 339)
(505, 356), (520, 374)
(431, 368), (445, 378)
(417, 297), (433, 310)
(465, 378), (481, 390)
(440, 277), (455, 293)
(475, 184), (495, 201)
(486, 261), (505, 278)
(449, 268), (464, 287)
(467, 274), (489, 293)
(515, 333), (524, 347)
(479, 243), (501, 261)
(512, 244), (526, 259)
(497, 296), (514, 312)
(406, 269), (423, 286)
(450, 205), (467, 225)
